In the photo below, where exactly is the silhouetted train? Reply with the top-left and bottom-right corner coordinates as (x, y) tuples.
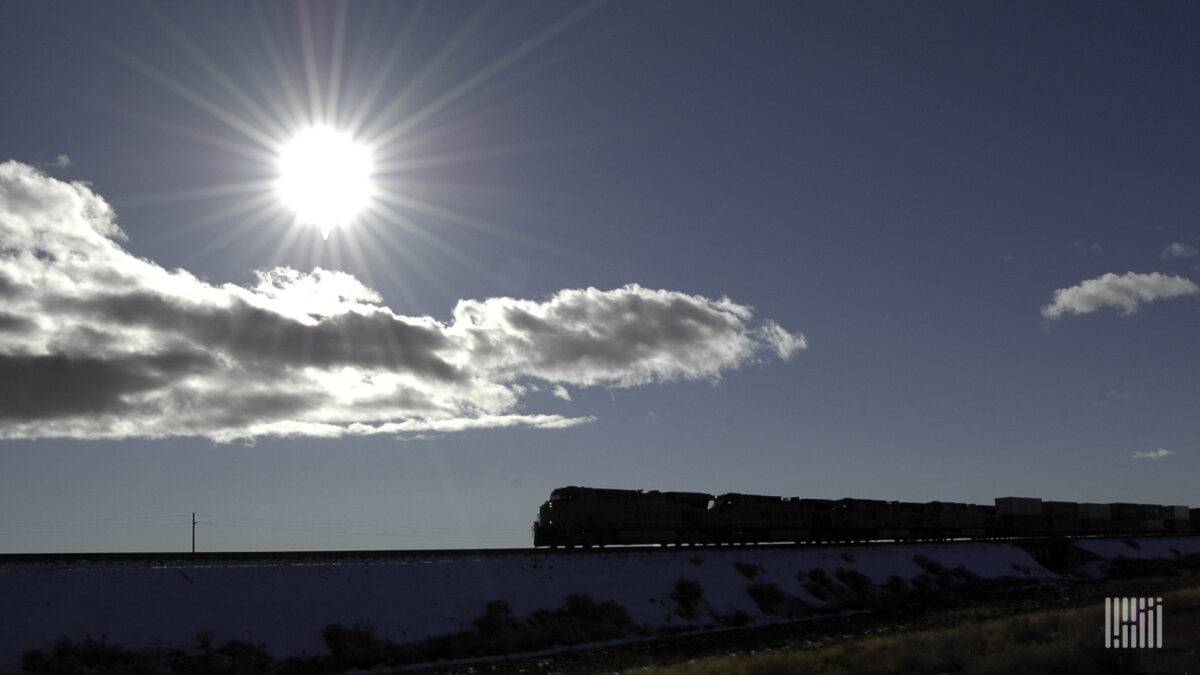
(531, 486), (1197, 547)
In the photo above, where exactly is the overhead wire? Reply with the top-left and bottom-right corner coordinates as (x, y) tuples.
(0, 521), (195, 536)
(196, 512), (528, 533)
(195, 520), (524, 540)
(0, 513), (192, 527)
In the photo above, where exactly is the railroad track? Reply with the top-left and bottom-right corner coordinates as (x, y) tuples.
(1, 534), (1192, 566)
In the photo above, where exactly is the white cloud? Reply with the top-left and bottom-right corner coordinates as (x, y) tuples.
(1040, 271), (1200, 320)
(1093, 389), (1129, 406)
(0, 161), (804, 441)
(1131, 448), (1173, 460)
(551, 385), (571, 401)
(758, 320), (807, 361)
(1160, 242), (1198, 259)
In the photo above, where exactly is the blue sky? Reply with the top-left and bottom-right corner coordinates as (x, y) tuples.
(1, 1), (1198, 552)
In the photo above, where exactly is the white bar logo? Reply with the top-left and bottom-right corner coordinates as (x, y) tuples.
(1105, 597), (1163, 648)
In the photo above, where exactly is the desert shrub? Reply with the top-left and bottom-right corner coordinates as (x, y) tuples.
(21, 637), (148, 673)
(951, 564), (981, 583)
(670, 577), (705, 619)
(724, 610), (751, 626)
(320, 623), (388, 669)
(910, 573), (934, 591)
(834, 567), (873, 594)
(806, 567), (834, 587)
(422, 593), (636, 662)
(473, 600), (517, 638)
(802, 581), (832, 601)
(747, 580), (788, 615)
(1109, 556), (1182, 578)
(913, 554), (948, 576)
(734, 561), (761, 579)
(883, 574), (909, 594)
(22, 634), (275, 675)
(561, 592), (632, 629)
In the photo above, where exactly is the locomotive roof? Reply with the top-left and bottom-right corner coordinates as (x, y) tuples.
(550, 486), (713, 501)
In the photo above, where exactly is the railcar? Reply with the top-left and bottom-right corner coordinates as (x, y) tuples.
(532, 486), (1194, 548)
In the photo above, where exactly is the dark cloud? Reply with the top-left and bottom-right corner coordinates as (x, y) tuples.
(0, 351), (213, 421)
(0, 311), (34, 333)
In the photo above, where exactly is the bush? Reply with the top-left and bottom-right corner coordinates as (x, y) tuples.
(22, 634), (276, 674)
(473, 600), (516, 638)
(319, 623), (394, 670)
(834, 567), (874, 594)
(724, 610), (751, 627)
(734, 561), (761, 579)
(802, 581), (832, 601)
(913, 554), (948, 576)
(952, 564), (981, 584)
(911, 573), (934, 591)
(747, 580), (788, 615)
(670, 578), (705, 619)
(883, 574), (909, 594)
(806, 568), (834, 587)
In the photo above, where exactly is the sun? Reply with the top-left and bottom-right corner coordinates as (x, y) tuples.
(275, 126), (375, 239)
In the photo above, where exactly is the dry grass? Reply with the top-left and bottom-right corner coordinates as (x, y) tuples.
(649, 586), (1200, 675)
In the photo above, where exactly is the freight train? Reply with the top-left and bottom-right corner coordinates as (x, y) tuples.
(531, 486), (1197, 547)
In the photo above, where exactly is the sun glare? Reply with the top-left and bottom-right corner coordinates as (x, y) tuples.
(276, 127), (374, 239)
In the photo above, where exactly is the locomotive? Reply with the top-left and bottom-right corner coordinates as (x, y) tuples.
(531, 486), (1196, 547)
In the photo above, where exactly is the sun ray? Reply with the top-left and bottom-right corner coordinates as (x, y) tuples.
(345, 2), (428, 138)
(297, 2), (325, 124)
(325, 0), (350, 127)
(170, 196), (284, 266)
(43, 86), (276, 164)
(356, 2), (500, 145)
(251, 3), (309, 133)
(139, 1), (291, 146)
(368, 201), (505, 290)
(116, 179), (277, 207)
(79, 28), (280, 151)
(367, 0), (604, 150)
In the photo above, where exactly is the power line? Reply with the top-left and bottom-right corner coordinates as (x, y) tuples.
(197, 512), (527, 533)
(0, 513), (192, 527)
(0, 522), (194, 536)
(196, 520), (523, 540)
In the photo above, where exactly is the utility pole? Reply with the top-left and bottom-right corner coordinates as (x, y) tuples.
(191, 512), (196, 554)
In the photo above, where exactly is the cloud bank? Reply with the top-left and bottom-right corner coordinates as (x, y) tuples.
(1040, 272), (1200, 320)
(0, 161), (804, 441)
(1131, 448), (1173, 460)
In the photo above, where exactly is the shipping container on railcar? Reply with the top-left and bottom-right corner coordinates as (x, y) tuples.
(928, 502), (995, 539)
(1140, 504), (1167, 534)
(532, 486), (713, 547)
(1042, 501), (1080, 534)
(996, 497), (1043, 536)
(1078, 503), (1112, 535)
(1110, 503), (1145, 534)
(1167, 506), (1193, 534)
